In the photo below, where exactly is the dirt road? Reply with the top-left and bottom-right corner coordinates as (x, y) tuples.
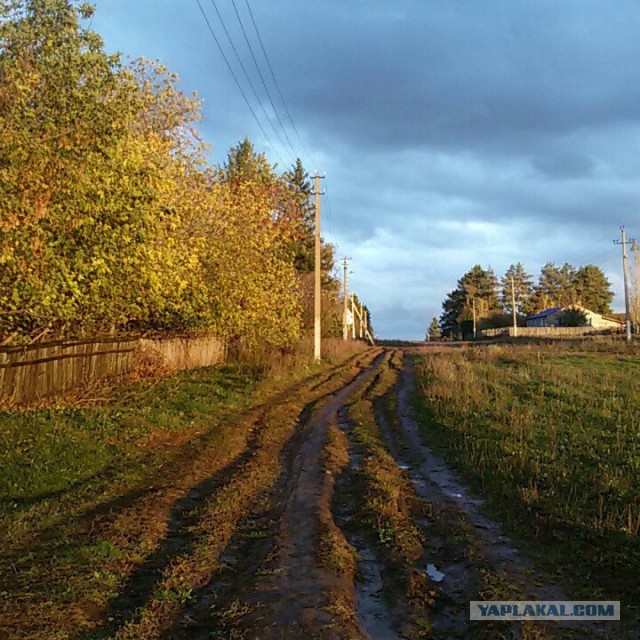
(13, 347), (618, 639)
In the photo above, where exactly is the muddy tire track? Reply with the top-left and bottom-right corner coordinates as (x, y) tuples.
(153, 350), (383, 640)
(69, 351), (377, 640)
(333, 406), (400, 640)
(237, 351), (386, 639)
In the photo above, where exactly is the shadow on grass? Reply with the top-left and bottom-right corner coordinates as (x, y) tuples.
(78, 431), (262, 640)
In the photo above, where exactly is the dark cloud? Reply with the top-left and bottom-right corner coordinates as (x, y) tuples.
(93, 1), (640, 338)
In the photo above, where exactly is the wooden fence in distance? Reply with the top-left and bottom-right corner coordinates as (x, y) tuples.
(481, 326), (623, 338)
(0, 335), (226, 408)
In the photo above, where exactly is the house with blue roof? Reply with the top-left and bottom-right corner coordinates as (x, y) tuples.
(526, 305), (624, 330)
(526, 307), (562, 327)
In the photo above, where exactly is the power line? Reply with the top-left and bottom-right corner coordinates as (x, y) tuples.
(322, 177), (339, 252)
(230, 0), (297, 160)
(198, 0), (340, 256)
(243, 0), (317, 170)
(208, 0), (291, 163)
(195, 0), (283, 163)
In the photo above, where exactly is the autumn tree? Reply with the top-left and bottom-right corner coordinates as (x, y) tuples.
(196, 140), (302, 347)
(0, 2), (318, 349)
(0, 0), (207, 340)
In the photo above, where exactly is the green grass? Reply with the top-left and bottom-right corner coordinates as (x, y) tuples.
(0, 364), (264, 639)
(0, 366), (256, 530)
(413, 343), (640, 627)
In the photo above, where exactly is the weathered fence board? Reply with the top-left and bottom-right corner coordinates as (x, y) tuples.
(0, 335), (226, 407)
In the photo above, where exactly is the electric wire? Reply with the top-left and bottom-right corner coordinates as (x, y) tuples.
(195, 0), (283, 163)
(230, 0), (298, 160)
(243, 0), (317, 170)
(198, 0), (340, 251)
(322, 177), (340, 253)
(208, 0), (291, 162)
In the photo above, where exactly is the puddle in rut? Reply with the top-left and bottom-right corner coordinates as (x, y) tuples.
(336, 409), (399, 640)
(352, 534), (400, 640)
(425, 563), (445, 583)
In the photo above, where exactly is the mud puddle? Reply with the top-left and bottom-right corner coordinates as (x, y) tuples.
(353, 536), (399, 640)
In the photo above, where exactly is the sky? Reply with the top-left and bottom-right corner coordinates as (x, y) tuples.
(92, 0), (640, 339)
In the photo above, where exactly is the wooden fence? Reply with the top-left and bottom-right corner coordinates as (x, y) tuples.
(0, 335), (226, 408)
(480, 326), (623, 338)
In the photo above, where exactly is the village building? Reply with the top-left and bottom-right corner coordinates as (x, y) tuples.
(525, 304), (624, 330)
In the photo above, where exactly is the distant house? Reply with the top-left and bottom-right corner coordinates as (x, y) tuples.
(525, 305), (624, 329)
(526, 307), (562, 327)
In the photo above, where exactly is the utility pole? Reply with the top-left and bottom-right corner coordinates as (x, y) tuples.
(313, 173), (324, 361)
(511, 276), (518, 338)
(342, 257), (350, 341)
(363, 304), (368, 339)
(614, 226), (635, 343)
(350, 294), (358, 340)
(351, 296), (368, 342)
(472, 298), (477, 340)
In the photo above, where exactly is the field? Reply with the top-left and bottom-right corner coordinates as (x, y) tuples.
(413, 340), (640, 629)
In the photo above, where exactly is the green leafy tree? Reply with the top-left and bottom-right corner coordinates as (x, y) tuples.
(0, 0), (209, 340)
(562, 307), (587, 327)
(501, 263), (534, 316)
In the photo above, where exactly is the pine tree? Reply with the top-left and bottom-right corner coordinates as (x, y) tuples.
(558, 263), (578, 305)
(224, 137), (272, 184)
(439, 265), (499, 337)
(501, 263), (534, 316)
(574, 265), (614, 313)
(533, 262), (563, 311)
(427, 317), (440, 341)
(440, 289), (462, 338)
(284, 158), (315, 273)
(460, 265), (500, 318)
